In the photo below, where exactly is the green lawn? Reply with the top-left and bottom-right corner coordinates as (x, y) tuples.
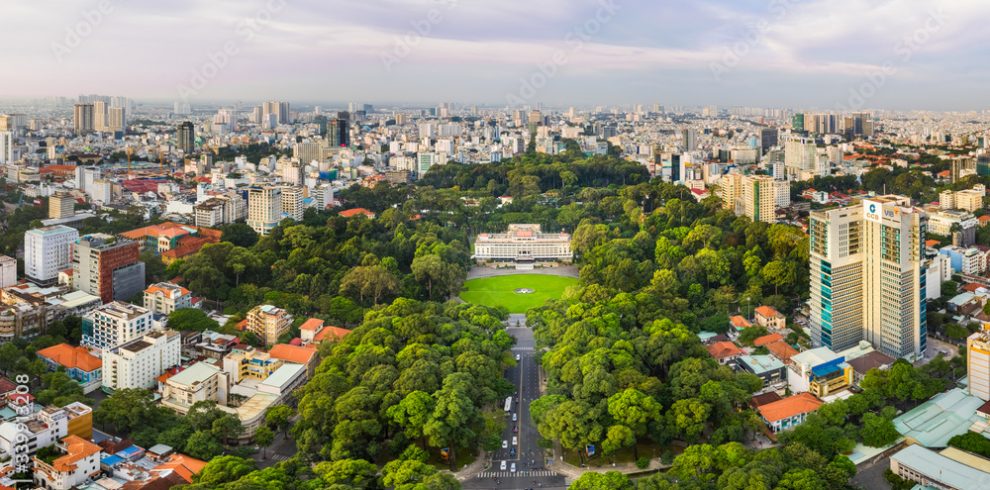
(459, 274), (579, 313)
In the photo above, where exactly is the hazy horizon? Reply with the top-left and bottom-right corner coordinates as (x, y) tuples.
(3, 0), (987, 111)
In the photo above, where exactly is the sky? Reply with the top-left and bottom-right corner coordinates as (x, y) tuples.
(2, 0), (988, 109)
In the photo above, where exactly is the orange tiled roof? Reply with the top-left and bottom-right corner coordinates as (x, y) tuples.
(754, 305), (782, 319)
(753, 333), (784, 347)
(706, 341), (742, 360)
(153, 453), (207, 483)
(121, 221), (221, 242)
(758, 392), (823, 423)
(161, 235), (215, 261)
(339, 208), (376, 218)
(313, 326), (352, 343)
(730, 315), (752, 328)
(765, 340), (799, 363)
(268, 343), (317, 365)
(50, 435), (101, 472)
(36, 343), (101, 372)
(144, 284), (191, 298)
(299, 318), (324, 332)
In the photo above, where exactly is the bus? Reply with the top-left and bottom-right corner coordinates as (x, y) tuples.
(504, 396), (512, 412)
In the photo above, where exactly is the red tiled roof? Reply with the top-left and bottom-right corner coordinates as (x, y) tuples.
(754, 305), (782, 319)
(758, 393), (823, 423)
(37, 344), (102, 372)
(730, 316), (752, 328)
(268, 344), (317, 365)
(706, 341), (743, 360)
(765, 340), (799, 363)
(299, 318), (324, 332)
(313, 326), (352, 343)
(339, 208), (376, 218)
(753, 333), (784, 347)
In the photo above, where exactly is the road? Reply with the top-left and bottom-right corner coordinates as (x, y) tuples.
(463, 314), (567, 490)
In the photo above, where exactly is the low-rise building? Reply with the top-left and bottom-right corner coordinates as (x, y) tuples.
(889, 444), (990, 490)
(36, 343), (102, 394)
(161, 362), (229, 415)
(473, 224), (572, 268)
(222, 348), (284, 384)
(706, 341), (743, 365)
(33, 435), (102, 490)
(143, 282), (193, 315)
(736, 355), (786, 389)
(757, 392), (823, 433)
(753, 305), (786, 330)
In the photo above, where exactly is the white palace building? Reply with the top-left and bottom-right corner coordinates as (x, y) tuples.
(473, 224), (572, 269)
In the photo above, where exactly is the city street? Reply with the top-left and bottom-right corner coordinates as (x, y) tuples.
(463, 314), (567, 490)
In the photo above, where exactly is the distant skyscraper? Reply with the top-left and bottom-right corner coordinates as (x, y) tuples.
(809, 196), (927, 360)
(791, 113), (805, 132)
(313, 115), (328, 137)
(0, 131), (11, 164)
(108, 107), (126, 133)
(682, 129), (697, 151)
(247, 186), (283, 235)
(25, 225), (79, 286)
(73, 104), (94, 134)
(760, 128), (779, 154)
(328, 113), (350, 148)
(92, 100), (108, 132)
(262, 101), (290, 125)
(177, 121), (195, 154)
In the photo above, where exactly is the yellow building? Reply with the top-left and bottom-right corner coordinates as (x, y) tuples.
(245, 305), (292, 347)
(968, 326), (990, 401)
(222, 348), (284, 384)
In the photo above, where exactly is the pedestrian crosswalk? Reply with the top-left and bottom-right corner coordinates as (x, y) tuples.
(476, 470), (559, 478)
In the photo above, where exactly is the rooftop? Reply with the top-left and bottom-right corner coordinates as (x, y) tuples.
(37, 343), (101, 372)
(738, 355), (785, 374)
(893, 387), (988, 448)
(167, 361), (220, 387)
(754, 305), (783, 318)
(758, 392), (823, 423)
(890, 444), (990, 489)
(267, 343), (317, 365)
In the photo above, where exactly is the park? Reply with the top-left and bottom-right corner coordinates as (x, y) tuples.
(459, 274), (579, 313)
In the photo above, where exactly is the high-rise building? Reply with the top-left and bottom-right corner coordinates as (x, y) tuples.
(49, 190), (75, 219)
(82, 301), (154, 351)
(72, 234), (145, 303)
(177, 121), (195, 154)
(92, 100), (108, 132)
(968, 327), (990, 401)
(718, 174), (789, 223)
(262, 101), (290, 125)
(809, 196), (927, 360)
(682, 129), (697, 151)
(791, 113), (804, 132)
(108, 107), (126, 132)
(247, 186), (282, 235)
(280, 185), (304, 222)
(73, 104), (94, 134)
(101, 329), (181, 390)
(0, 131), (12, 164)
(25, 225), (79, 286)
(246, 304), (292, 347)
(328, 114), (350, 147)
(760, 128), (779, 154)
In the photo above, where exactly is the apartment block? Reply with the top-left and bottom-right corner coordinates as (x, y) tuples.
(101, 329), (180, 391)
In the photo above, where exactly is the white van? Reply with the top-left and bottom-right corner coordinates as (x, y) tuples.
(500, 460), (507, 471)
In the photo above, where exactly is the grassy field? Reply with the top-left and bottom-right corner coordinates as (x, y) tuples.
(459, 274), (579, 313)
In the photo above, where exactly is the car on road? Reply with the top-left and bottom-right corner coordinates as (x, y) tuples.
(512, 436), (517, 446)
(510, 462), (516, 473)
(516, 354), (521, 361)
(500, 460), (507, 471)
(513, 425), (518, 433)
(502, 440), (508, 449)
(510, 447), (516, 458)
(512, 413), (517, 422)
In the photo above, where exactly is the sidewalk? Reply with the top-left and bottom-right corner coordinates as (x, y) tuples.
(450, 450), (491, 481)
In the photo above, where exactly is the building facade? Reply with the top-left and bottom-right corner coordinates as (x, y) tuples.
(25, 225), (79, 286)
(101, 329), (180, 391)
(246, 305), (292, 347)
(143, 282), (193, 315)
(809, 196), (927, 360)
(473, 224), (572, 267)
(247, 185), (282, 235)
(72, 234), (145, 303)
(81, 302), (153, 351)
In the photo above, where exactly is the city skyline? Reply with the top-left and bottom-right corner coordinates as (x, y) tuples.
(2, 0), (988, 109)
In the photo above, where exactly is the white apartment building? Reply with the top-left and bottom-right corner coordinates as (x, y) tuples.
(81, 302), (153, 351)
(143, 282), (193, 315)
(161, 361), (229, 414)
(33, 435), (102, 490)
(0, 255), (15, 288)
(247, 185), (282, 235)
(194, 198), (226, 227)
(719, 174), (789, 223)
(25, 225), (79, 286)
(809, 196), (927, 360)
(0, 131), (12, 164)
(940, 185), (986, 212)
(101, 329), (180, 391)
